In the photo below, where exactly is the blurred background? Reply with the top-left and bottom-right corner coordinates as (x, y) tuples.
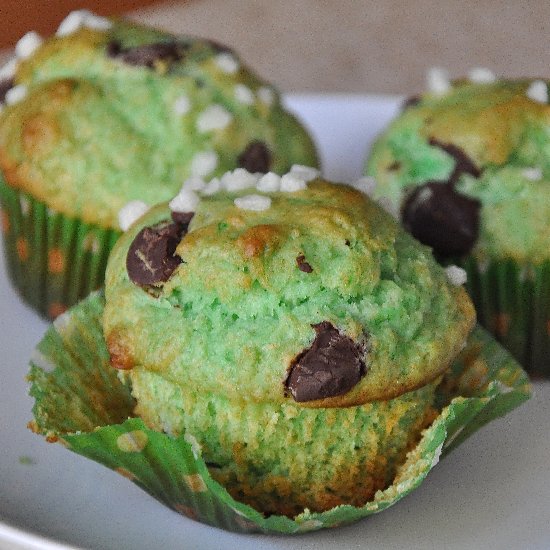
(1, 0), (549, 95)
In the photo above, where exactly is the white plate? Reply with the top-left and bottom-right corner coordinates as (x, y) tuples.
(1, 94), (549, 550)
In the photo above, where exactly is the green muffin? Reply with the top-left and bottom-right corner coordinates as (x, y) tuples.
(0, 11), (317, 319)
(366, 75), (550, 376)
(103, 171), (475, 516)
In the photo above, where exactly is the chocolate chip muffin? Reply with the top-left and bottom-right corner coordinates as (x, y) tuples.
(103, 170), (475, 516)
(365, 76), (550, 376)
(0, 11), (317, 319)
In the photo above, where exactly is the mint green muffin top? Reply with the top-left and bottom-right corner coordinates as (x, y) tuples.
(103, 175), (475, 407)
(366, 78), (550, 264)
(0, 14), (317, 229)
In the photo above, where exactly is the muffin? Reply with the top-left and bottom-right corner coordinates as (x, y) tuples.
(102, 170), (475, 516)
(0, 11), (318, 319)
(365, 74), (550, 377)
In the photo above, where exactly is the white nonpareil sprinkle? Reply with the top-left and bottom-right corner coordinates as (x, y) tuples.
(256, 172), (281, 192)
(289, 164), (320, 182)
(215, 52), (239, 74)
(257, 86), (275, 106)
(526, 80), (548, 104)
(118, 200), (149, 231)
(196, 105), (233, 133)
(234, 84), (255, 105)
(427, 67), (451, 95)
(173, 95), (191, 115)
(169, 188), (200, 213)
(468, 67), (496, 84)
(280, 172), (307, 192)
(201, 178), (222, 196)
(0, 58), (17, 80)
(5, 85), (27, 105)
(352, 176), (377, 196)
(19, 196), (30, 215)
(221, 168), (260, 192)
(522, 167), (543, 181)
(190, 151), (218, 177)
(15, 31), (43, 60)
(234, 194), (271, 211)
(182, 176), (206, 191)
(57, 10), (111, 37)
(445, 265), (468, 286)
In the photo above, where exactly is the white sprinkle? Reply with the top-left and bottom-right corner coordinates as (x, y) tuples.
(477, 257), (490, 274)
(257, 86), (275, 106)
(427, 67), (451, 95)
(215, 52), (239, 74)
(430, 443), (444, 469)
(352, 176), (377, 196)
(19, 196), (30, 215)
(416, 186), (433, 204)
(5, 85), (27, 105)
(256, 172), (281, 192)
(493, 380), (514, 395)
(526, 80), (548, 104)
(15, 31), (43, 60)
(289, 164), (320, 182)
(30, 349), (56, 373)
(201, 177), (222, 196)
(280, 172), (307, 192)
(56, 10), (111, 36)
(221, 168), (260, 192)
(234, 194), (271, 211)
(53, 310), (73, 334)
(196, 104), (233, 133)
(190, 151), (218, 177)
(173, 95), (191, 115)
(522, 167), (543, 181)
(56, 10), (87, 36)
(0, 58), (17, 80)
(184, 433), (202, 459)
(234, 84), (254, 105)
(83, 13), (112, 31)
(376, 197), (399, 219)
(445, 265), (468, 286)
(169, 188), (200, 213)
(118, 200), (149, 231)
(182, 176), (206, 191)
(468, 67), (496, 84)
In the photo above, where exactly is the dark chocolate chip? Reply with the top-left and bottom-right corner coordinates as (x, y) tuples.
(238, 141), (272, 173)
(402, 95), (421, 109)
(0, 78), (13, 103)
(388, 161), (401, 171)
(429, 138), (482, 183)
(401, 181), (481, 257)
(171, 211), (194, 228)
(285, 322), (367, 402)
(126, 221), (186, 285)
(296, 254), (313, 273)
(107, 40), (184, 68)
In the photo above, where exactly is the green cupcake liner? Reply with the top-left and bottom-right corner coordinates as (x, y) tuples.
(0, 175), (120, 319)
(461, 255), (550, 378)
(27, 292), (531, 534)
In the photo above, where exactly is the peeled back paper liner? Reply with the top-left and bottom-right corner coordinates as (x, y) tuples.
(27, 292), (531, 535)
(0, 174), (120, 319)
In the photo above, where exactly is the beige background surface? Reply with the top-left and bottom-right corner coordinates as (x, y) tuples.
(2, 0), (550, 95)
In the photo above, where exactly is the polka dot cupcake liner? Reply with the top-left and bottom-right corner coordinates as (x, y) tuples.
(0, 175), (120, 319)
(27, 292), (531, 534)
(461, 256), (550, 378)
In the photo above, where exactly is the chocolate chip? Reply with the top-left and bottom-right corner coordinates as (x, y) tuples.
(285, 322), (367, 402)
(107, 40), (184, 68)
(296, 254), (313, 273)
(388, 161), (401, 171)
(402, 95), (421, 110)
(238, 141), (271, 173)
(0, 79), (13, 103)
(401, 181), (481, 257)
(429, 138), (481, 183)
(126, 221), (186, 285)
(171, 211), (194, 228)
